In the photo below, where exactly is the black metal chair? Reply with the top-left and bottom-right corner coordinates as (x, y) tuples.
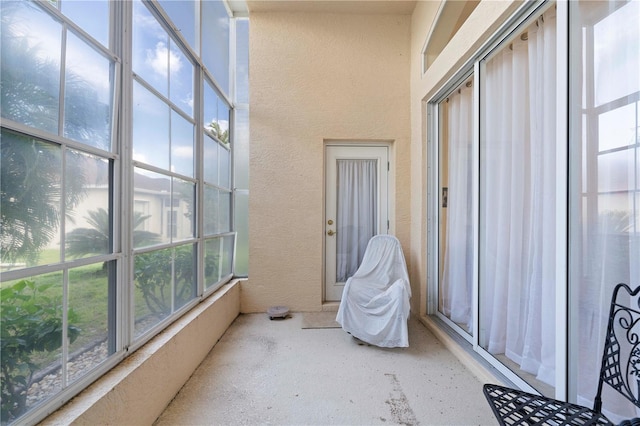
(483, 283), (640, 425)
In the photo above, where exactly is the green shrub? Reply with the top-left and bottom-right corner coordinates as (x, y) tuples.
(0, 280), (80, 422)
(134, 250), (173, 315)
(134, 246), (196, 316)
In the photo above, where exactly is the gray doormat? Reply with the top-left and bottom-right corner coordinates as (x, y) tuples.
(301, 311), (341, 329)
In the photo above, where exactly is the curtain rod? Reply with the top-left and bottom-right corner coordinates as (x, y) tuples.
(508, 11), (546, 50)
(445, 79), (473, 101)
(509, 31), (530, 50)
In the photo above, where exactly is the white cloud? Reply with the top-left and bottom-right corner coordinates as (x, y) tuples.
(185, 96), (194, 111)
(146, 42), (169, 78)
(145, 42), (183, 78)
(169, 46), (184, 74)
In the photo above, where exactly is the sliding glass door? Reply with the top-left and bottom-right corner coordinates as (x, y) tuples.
(431, 0), (640, 415)
(431, 0), (640, 413)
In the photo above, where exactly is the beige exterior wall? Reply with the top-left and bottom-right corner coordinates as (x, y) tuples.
(245, 0), (529, 316)
(245, 11), (412, 313)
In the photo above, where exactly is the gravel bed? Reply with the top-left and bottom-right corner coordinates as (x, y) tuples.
(26, 341), (109, 407)
(25, 314), (161, 409)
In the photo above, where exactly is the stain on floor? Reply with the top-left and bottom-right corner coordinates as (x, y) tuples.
(385, 373), (419, 426)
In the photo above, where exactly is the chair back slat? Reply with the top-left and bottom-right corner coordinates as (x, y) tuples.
(594, 283), (640, 413)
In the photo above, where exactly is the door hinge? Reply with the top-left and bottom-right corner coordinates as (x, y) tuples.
(387, 220), (390, 230)
(387, 161), (390, 171)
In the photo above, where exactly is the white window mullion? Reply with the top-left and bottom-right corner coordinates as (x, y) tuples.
(555, 0), (569, 402)
(229, 18), (237, 106)
(114, 0), (134, 350)
(195, 64), (205, 298)
(472, 59), (481, 351)
(62, 269), (70, 388)
(61, 140), (69, 390)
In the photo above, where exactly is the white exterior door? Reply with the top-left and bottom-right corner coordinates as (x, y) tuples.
(324, 145), (389, 301)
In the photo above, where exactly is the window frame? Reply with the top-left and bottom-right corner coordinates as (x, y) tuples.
(0, 0), (122, 421)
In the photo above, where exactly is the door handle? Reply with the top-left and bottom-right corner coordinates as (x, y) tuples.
(327, 229), (336, 236)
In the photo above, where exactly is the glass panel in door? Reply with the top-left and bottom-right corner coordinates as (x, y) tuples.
(325, 145), (388, 301)
(336, 159), (378, 282)
(479, 7), (558, 397)
(438, 77), (474, 335)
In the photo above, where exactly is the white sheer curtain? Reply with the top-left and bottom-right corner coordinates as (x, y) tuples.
(481, 9), (556, 386)
(441, 83), (474, 332)
(336, 159), (377, 282)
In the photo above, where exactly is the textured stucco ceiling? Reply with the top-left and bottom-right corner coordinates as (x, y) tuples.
(246, 0), (418, 15)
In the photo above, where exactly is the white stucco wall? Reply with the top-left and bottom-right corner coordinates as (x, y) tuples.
(246, 11), (412, 312)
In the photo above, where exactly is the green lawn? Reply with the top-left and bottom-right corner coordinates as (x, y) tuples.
(2, 262), (110, 366)
(0, 248), (61, 272)
(2, 246), (246, 367)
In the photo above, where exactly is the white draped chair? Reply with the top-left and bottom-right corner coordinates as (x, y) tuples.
(335, 235), (411, 348)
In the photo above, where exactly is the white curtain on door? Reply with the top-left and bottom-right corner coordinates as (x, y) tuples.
(481, 9), (557, 386)
(336, 159), (377, 282)
(441, 83), (474, 332)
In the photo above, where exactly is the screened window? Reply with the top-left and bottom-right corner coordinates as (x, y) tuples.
(202, 0), (230, 95)
(234, 18), (250, 277)
(60, 1), (110, 48)
(1, 1), (117, 422)
(570, 0), (640, 420)
(0, 1), (245, 423)
(158, 0), (197, 52)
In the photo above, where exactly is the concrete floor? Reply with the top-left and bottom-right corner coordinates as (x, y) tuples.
(154, 313), (498, 426)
